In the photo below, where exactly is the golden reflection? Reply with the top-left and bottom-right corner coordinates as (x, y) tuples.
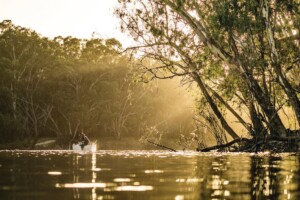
(68, 152), (100, 199)
(144, 170), (163, 173)
(97, 195), (115, 200)
(250, 155), (299, 199)
(55, 182), (108, 188)
(92, 152), (97, 200)
(195, 155), (253, 199)
(278, 156), (299, 200)
(210, 175), (229, 191)
(48, 171), (62, 175)
(133, 182), (140, 185)
(56, 152), (158, 199)
(114, 185), (153, 191)
(174, 195), (185, 200)
(92, 168), (111, 171)
(73, 154), (80, 199)
(176, 178), (204, 183)
(211, 189), (231, 197)
(1, 151), (300, 199)
(50, 152), (300, 199)
(92, 153), (96, 182)
(113, 178), (131, 182)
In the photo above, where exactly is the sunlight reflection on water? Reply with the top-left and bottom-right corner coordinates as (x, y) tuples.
(48, 171), (62, 175)
(0, 150), (299, 200)
(56, 182), (109, 188)
(114, 185), (153, 191)
(113, 178), (131, 182)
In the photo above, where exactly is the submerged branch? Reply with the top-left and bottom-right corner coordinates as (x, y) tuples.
(147, 140), (177, 152)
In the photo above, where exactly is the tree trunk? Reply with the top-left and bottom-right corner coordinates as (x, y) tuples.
(226, 28), (287, 137)
(247, 100), (265, 139)
(206, 84), (252, 133)
(274, 65), (300, 126)
(192, 72), (239, 139)
(261, 0), (300, 126)
(243, 71), (286, 137)
(10, 84), (17, 119)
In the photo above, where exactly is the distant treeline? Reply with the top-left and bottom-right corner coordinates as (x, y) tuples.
(0, 20), (194, 148)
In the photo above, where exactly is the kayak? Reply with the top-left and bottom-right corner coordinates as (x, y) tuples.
(72, 143), (97, 152)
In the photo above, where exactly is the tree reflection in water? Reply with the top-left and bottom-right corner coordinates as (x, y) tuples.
(194, 153), (300, 200)
(0, 151), (299, 200)
(251, 155), (300, 200)
(60, 152), (103, 199)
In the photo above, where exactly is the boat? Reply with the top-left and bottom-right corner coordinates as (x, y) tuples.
(72, 143), (97, 152)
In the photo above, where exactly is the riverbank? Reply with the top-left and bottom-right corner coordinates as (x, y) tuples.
(0, 137), (185, 151)
(2, 136), (299, 153)
(83, 137), (186, 151)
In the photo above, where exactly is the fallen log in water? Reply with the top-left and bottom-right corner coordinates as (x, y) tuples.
(198, 135), (300, 153)
(198, 138), (251, 152)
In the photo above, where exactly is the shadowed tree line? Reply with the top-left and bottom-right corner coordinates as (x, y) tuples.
(0, 20), (194, 149)
(116, 0), (300, 151)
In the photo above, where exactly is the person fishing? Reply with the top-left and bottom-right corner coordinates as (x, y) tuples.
(78, 130), (90, 150)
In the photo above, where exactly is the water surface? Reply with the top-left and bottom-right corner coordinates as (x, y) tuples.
(0, 150), (299, 199)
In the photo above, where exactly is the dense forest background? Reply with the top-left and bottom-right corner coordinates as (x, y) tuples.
(0, 20), (195, 149)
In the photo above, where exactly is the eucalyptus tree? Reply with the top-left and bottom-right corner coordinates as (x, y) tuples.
(116, 0), (300, 140)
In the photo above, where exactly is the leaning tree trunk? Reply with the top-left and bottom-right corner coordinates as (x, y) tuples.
(206, 84), (252, 134)
(191, 72), (239, 140)
(168, 41), (240, 140)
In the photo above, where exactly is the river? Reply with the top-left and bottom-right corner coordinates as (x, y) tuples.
(0, 150), (299, 199)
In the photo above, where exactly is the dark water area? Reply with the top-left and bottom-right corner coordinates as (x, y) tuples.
(0, 150), (299, 200)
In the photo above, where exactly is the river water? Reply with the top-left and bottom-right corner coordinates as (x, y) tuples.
(0, 150), (299, 200)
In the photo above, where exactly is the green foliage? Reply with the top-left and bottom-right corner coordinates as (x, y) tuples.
(117, 0), (300, 141)
(0, 20), (194, 147)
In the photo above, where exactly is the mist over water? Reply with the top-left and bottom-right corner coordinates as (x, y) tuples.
(0, 150), (299, 200)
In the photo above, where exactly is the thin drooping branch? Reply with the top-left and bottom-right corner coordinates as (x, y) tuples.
(147, 140), (177, 152)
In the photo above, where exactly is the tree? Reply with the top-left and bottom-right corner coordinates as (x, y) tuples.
(0, 20), (57, 146)
(116, 0), (300, 142)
